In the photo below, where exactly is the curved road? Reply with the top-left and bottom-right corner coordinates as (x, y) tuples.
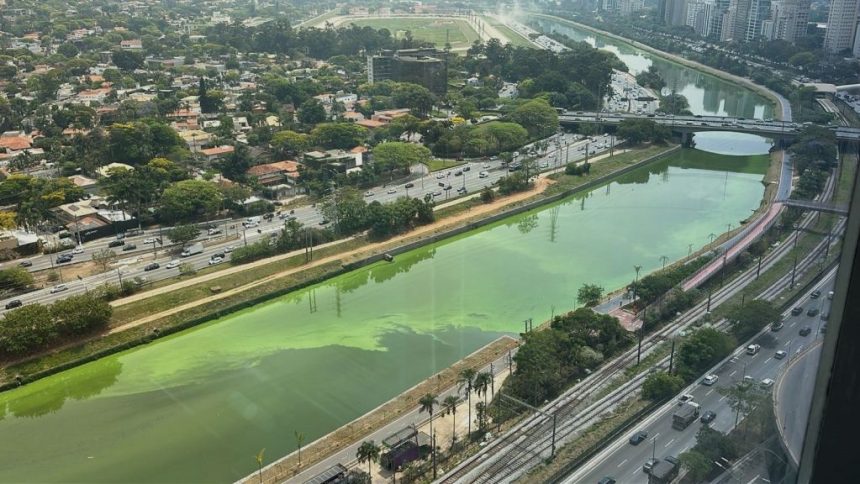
(775, 341), (822, 465)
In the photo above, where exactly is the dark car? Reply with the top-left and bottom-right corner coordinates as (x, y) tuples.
(108, 240), (125, 248)
(438, 182), (446, 187)
(462, 166), (471, 172)
(5, 299), (22, 310)
(791, 306), (803, 316)
(700, 410), (717, 423)
(811, 290), (821, 299)
(629, 430), (648, 445)
(18, 260), (32, 267)
(404, 182), (415, 189)
(56, 254), (73, 264)
(799, 326), (812, 336)
(597, 478), (616, 484)
(319, 219), (329, 225)
(771, 321), (784, 331)
(122, 244), (137, 251)
(807, 308), (819, 317)
(144, 263), (160, 271)
(821, 312), (829, 321)
(454, 171), (462, 176)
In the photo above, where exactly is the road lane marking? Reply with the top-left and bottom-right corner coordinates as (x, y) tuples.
(720, 395), (727, 402)
(617, 458), (628, 468)
(785, 340), (792, 346)
(665, 438), (675, 448)
(706, 389), (714, 396)
(730, 370), (737, 377)
(631, 468), (642, 477)
(764, 357), (772, 364)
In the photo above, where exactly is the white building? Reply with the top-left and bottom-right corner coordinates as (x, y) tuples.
(824, 0), (859, 53)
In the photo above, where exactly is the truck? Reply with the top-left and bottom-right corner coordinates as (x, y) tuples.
(181, 242), (204, 257)
(649, 459), (679, 483)
(672, 402), (701, 430)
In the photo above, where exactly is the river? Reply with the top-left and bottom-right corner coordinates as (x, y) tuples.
(529, 15), (776, 120)
(0, 133), (773, 482)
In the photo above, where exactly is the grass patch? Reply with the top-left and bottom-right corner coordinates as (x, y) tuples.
(545, 144), (677, 195)
(425, 158), (467, 172)
(481, 17), (536, 48)
(345, 18), (479, 50)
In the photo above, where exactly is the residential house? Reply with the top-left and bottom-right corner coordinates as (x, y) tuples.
(200, 145), (235, 163)
(178, 130), (213, 152)
(68, 175), (99, 195)
(304, 149), (363, 173)
(120, 39), (143, 50)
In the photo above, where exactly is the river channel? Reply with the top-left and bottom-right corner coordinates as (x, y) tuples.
(529, 15), (776, 119)
(0, 132), (772, 481)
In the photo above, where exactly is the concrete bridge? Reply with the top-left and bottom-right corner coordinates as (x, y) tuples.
(558, 111), (860, 143)
(778, 198), (849, 215)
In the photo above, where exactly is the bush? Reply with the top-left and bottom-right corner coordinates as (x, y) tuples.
(480, 187), (496, 203)
(564, 162), (591, 176)
(642, 371), (685, 400)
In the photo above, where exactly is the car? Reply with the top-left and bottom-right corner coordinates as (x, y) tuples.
(643, 457), (659, 474)
(72, 246), (84, 254)
(820, 312), (829, 321)
(56, 254), (73, 264)
(444, 185), (453, 191)
(122, 244), (137, 251)
(224, 246), (235, 253)
(165, 260), (181, 269)
(702, 374), (719, 386)
(791, 306), (804, 316)
(387, 188), (397, 194)
(18, 260), (32, 267)
(208, 228), (222, 235)
(319, 220), (329, 225)
(799, 326), (812, 336)
(629, 430), (648, 445)
(244, 221), (259, 229)
(50, 284), (68, 294)
(462, 166), (471, 172)
(438, 182), (446, 187)
(5, 299), (22, 310)
(143, 237), (157, 245)
(539, 162), (549, 168)
(144, 263), (160, 271)
(760, 378), (775, 388)
(405, 183), (415, 189)
(821, 324), (827, 334)
(479, 171), (489, 178)
(827, 291), (834, 300)
(108, 240), (125, 248)
(432, 191), (442, 197)
(811, 290), (821, 299)
(436, 173), (445, 179)
(208, 257), (224, 265)
(598, 478), (617, 484)
(482, 163), (491, 169)
(807, 308), (819, 317)
(700, 410), (717, 424)
(771, 321), (784, 331)
(775, 350), (787, 359)
(457, 187), (467, 194)
(678, 393), (695, 405)
(454, 171), (462, 176)
(746, 344), (761, 355)
(364, 191), (374, 197)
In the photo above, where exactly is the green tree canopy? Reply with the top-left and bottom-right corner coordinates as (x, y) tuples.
(576, 283), (604, 307)
(159, 180), (222, 222)
(642, 371), (685, 400)
(310, 123), (367, 149)
(371, 142), (431, 173)
(167, 224), (201, 248)
(726, 300), (781, 340)
(271, 130), (310, 157)
(676, 327), (736, 381)
(508, 99), (559, 138)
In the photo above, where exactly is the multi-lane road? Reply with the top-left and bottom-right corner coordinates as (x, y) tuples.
(0, 132), (617, 312)
(566, 272), (835, 484)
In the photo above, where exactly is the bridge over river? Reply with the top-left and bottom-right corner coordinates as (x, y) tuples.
(558, 111), (860, 142)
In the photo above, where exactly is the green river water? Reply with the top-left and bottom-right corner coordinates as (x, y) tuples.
(0, 19), (778, 482)
(0, 135), (771, 482)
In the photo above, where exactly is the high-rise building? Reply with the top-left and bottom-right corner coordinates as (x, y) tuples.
(686, 0), (717, 35)
(728, 0), (753, 41)
(824, 0), (859, 53)
(367, 48), (448, 95)
(745, 0), (772, 41)
(707, 0), (732, 39)
(771, 0), (810, 43)
(663, 0), (689, 25)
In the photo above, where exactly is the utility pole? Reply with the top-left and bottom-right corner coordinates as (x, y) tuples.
(756, 255), (762, 278)
(668, 338), (676, 373)
(636, 328), (643, 365)
(707, 288), (712, 312)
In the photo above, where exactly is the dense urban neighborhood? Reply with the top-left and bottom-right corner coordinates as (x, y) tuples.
(0, 0), (855, 483)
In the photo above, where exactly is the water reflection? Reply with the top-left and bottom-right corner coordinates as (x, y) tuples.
(529, 17), (774, 119)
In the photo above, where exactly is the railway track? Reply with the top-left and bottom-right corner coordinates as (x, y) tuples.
(438, 172), (841, 484)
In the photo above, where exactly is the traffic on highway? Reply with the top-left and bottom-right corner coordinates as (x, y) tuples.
(0, 132), (618, 313)
(566, 273), (836, 484)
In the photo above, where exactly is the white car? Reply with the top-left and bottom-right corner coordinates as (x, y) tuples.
(143, 237), (157, 245)
(364, 191), (374, 197)
(760, 378), (775, 388)
(72, 246), (84, 254)
(244, 221), (259, 229)
(482, 163), (491, 169)
(677, 393), (695, 406)
(165, 260), (181, 269)
(208, 257), (224, 265)
(224, 246), (235, 253)
(479, 171), (489, 178)
(702, 374), (719, 386)
(387, 188), (397, 194)
(50, 284), (68, 294)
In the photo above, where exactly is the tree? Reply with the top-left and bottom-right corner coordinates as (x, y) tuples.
(271, 130), (310, 157)
(0, 304), (55, 354)
(443, 395), (459, 447)
(298, 99), (327, 125)
(0, 267), (34, 293)
(458, 368), (477, 437)
(178, 262), (196, 277)
(320, 188), (367, 235)
(310, 123), (367, 149)
(50, 294), (112, 334)
(642, 371), (685, 400)
(679, 450), (712, 481)
(659, 92), (691, 115)
(392, 82), (435, 116)
(617, 119), (669, 145)
(692, 425), (737, 463)
(473, 371), (492, 405)
(159, 180), (223, 222)
(355, 440), (380, 477)
(726, 300), (781, 340)
(718, 380), (766, 429)
(635, 65), (665, 90)
(508, 99), (558, 138)
(676, 328), (736, 381)
(419, 393), (438, 448)
(294, 431), (305, 468)
(371, 142), (431, 173)
(111, 50), (145, 71)
(577, 283), (604, 307)
(91, 249), (118, 273)
(254, 448), (265, 483)
(167, 224), (201, 248)
(57, 42), (80, 58)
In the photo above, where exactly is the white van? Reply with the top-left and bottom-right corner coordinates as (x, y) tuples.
(479, 171), (489, 178)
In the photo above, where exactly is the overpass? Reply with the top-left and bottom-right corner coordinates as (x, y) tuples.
(558, 111), (860, 142)
(779, 198), (849, 215)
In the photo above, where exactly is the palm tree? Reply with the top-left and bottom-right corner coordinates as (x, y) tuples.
(443, 395), (459, 447)
(419, 393), (438, 441)
(660, 255), (669, 270)
(356, 440), (381, 478)
(294, 430), (305, 468)
(474, 371), (493, 406)
(458, 368), (477, 437)
(254, 448), (265, 483)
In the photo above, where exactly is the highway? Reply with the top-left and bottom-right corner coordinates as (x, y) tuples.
(566, 273), (835, 484)
(0, 133), (616, 312)
(775, 341), (822, 465)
